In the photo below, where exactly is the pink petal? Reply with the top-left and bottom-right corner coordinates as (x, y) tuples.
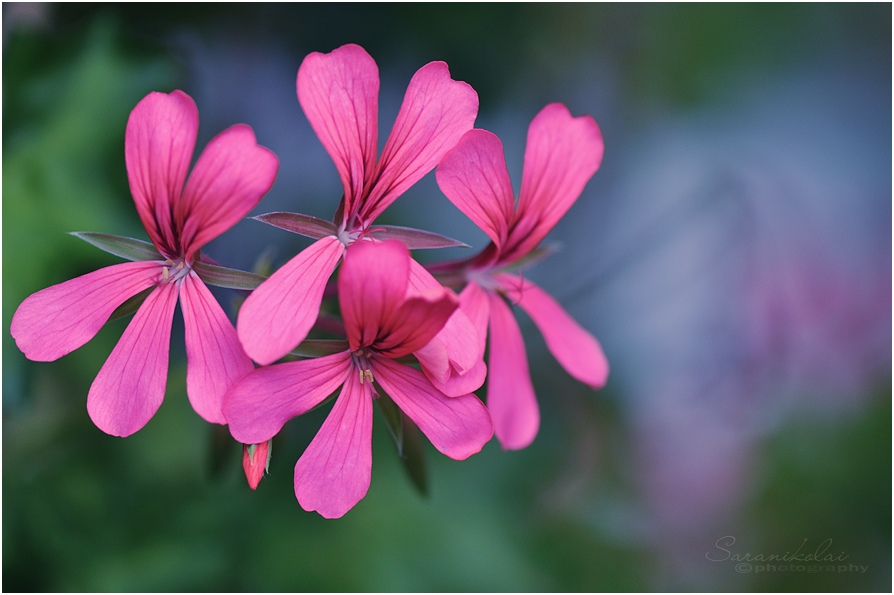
(486, 291), (539, 450)
(11, 261), (161, 362)
(498, 273), (609, 389)
(423, 357), (488, 398)
(224, 351), (352, 444)
(338, 239), (409, 350)
(436, 129), (514, 249)
(294, 369), (373, 518)
(372, 357), (493, 460)
(86, 281), (179, 437)
(407, 258), (481, 374)
(297, 43), (379, 221)
(360, 61), (478, 223)
(504, 103), (604, 262)
(237, 236), (344, 366)
(376, 288), (458, 358)
(125, 90), (198, 257)
(459, 280), (491, 358)
(178, 124), (279, 260)
(180, 272), (255, 425)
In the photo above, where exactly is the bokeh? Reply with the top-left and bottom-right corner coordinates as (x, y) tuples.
(3, 4), (890, 592)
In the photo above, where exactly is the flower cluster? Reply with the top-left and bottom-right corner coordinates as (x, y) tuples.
(11, 43), (608, 518)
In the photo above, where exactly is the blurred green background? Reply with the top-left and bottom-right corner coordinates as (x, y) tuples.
(3, 4), (890, 591)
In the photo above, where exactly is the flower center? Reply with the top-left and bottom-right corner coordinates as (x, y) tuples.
(351, 348), (375, 386)
(161, 258), (191, 285)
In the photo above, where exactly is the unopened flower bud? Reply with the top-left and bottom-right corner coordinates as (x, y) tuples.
(242, 440), (272, 489)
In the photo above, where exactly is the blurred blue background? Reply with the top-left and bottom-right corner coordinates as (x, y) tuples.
(3, 4), (890, 591)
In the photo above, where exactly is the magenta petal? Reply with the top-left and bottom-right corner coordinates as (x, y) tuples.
(224, 351), (352, 444)
(294, 370), (373, 518)
(125, 90), (198, 256)
(86, 282), (179, 437)
(486, 291), (539, 450)
(372, 357), (493, 460)
(11, 261), (161, 362)
(178, 124), (279, 259)
(436, 129), (514, 249)
(424, 357), (487, 398)
(377, 288), (458, 358)
(498, 273), (609, 389)
(459, 281), (491, 358)
(180, 273), (254, 425)
(297, 43), (379, 220)
(339, 240), (409, 350)
(237, 236), (344, 366)
(360, 61), (479, 223)
(505, 103), (604, 261)
(407, 258), (480, 375)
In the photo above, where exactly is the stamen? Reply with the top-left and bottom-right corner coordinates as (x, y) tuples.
(353, 348), (375, 384)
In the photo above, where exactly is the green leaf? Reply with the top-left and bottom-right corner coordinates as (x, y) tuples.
(375, 391), (404, 454)
(399, 413), (429, 496)
(375, 393), (429, 496)
(193, 261), (267, 290)
(108, 286), (154, 321)
(369, 225), (470, 249)
(71, 232), (162, 262)
(253, 212), (338, 239)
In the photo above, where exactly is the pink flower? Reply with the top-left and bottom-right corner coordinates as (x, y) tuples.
(236, 44), (479, 369)
(434, 103), (609, 450)
(10, 90), (278, 437)
(224, 240), (493, 518)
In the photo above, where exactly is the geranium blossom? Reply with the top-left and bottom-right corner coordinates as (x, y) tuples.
(10, 90), (278, 437)
(224, 240), (493, 518)
(433, 103), (609, 450)
(236, 44), (480, 381)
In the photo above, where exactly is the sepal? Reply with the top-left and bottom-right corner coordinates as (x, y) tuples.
(70, 232), (162, 262)
(289, 339), (351, 358)
(253, 212), (338, 239)
(369, 225), (470, 249)
(193, 261), (267, 290)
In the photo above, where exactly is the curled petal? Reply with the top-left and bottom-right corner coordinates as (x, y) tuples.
(87, 282), (179, 437)
(11, 261), (161, 362)
(423, 357), (487, 398)
(361, 61), (479, 223)
(498, 273), (609, 389)
(486, 292), (539, 450)
(125, 90), (198, 257)
(224, 351), (352, 444)
(297, 43), (379, 219)
(237, 236), (344, 366)
(372, 357), (492, 460)
(408, 258), (480, 375)
(178, 124), (279, 259)
(436, 129), (514, 249)
(505, 103), (604, 261)
(180, 273), (254, 425)
(339, 239), (409, 350)
(294, 370), (373, 519)
(377, 288), (458, 358)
